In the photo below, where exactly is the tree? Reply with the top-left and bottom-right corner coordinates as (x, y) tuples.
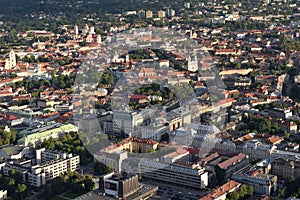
(17, 183), (27, 200)
(82, 175), (95, 191)
(94, 161), (113, 175)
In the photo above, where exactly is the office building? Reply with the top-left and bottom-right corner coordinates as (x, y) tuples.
(138, 159), (208, 189)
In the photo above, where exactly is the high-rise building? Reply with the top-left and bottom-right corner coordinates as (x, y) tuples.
(138, 10), (146, 19)
(158, 10), (166, 18)
(3, 149), (80, 187)
(98, 172), (158, 199)
(145, 10), (153, 19)
(74, 24), (79, 35)
(166, 8), (175, 18)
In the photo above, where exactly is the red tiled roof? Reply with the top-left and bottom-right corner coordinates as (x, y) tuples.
(199, 180), (241, 200)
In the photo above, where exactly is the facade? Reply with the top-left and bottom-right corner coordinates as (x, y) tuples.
(100, 173), (139, 198)
(186, 54), (198, 72)
(232, 166), (277, 195)
(157, 10), (166, 18)
(271, 158), (300, 179)
(145, 10), (153, 18)
(3, 149), (80, 187)
(138, 159), (208, 189)
(123, 138), (159, 153)
(140, 121), (169, 141)
(234, 77), (252, 87)
(113, 110), (145, 135)
(94, 151), (128, 172)
(4, 50), (16, 70)
(98, 172), (158, 200)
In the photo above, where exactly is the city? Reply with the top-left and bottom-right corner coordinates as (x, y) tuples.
(0, 0), (299, 199)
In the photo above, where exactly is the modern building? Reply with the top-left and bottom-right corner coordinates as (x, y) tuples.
(3, 149), (80, 187)
(100, 172), (139, 198)
(80, 172), (158, 200)
(138, 159), (208, 189)
(139, 121), (169, 141)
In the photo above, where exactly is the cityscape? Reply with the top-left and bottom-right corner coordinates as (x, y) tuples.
(0, 0), (300, 199)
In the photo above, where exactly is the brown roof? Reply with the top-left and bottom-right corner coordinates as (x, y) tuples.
(218, 153), (246, 170)
(199, 180), (241, 200)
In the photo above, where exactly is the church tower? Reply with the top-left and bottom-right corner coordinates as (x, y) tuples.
(5, 49), (16, 70)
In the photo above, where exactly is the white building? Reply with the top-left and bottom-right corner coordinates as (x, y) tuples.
(3, 149), (80, 187)
(74, 24), (79, 35)
(186, 54), (198, 72)
(4, 50), (16, 70)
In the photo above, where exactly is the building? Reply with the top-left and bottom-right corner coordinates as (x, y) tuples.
(79, 115), (101, 134)
(232, 165), (277, 195)
(186, 54), (198, 72)
(199, 180), (241, 200)
(241, 140), (276, 160)
(139, 121), (169, 141)
(94, 151), (128, 172)
(100, 172), (139, 198)
(271, 158), (300, 179)
(84, 172), (158, 200)
(234, 77), (252, 87)
(215, 49), (236, 56)
(113, 110), (147, 136)
(216, 153), (249, 180)
(184, 2), (191, 9)
(0, 190), (7, 200)
(166, 8), (175, 18)
(3, 149), (80, 187)
(123, 138), (159, 153)
(94, 137), (158, 171)
(267, 108), (292, 119)
(138, 159), (208, 189)
(145, 10), (153, 19)
(4, 50), (16, 70)
(18, 123), (78, 147)
(74, 24), (79, 35)
(157, 10), (165, 18)
(0, 145), (30, 160)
